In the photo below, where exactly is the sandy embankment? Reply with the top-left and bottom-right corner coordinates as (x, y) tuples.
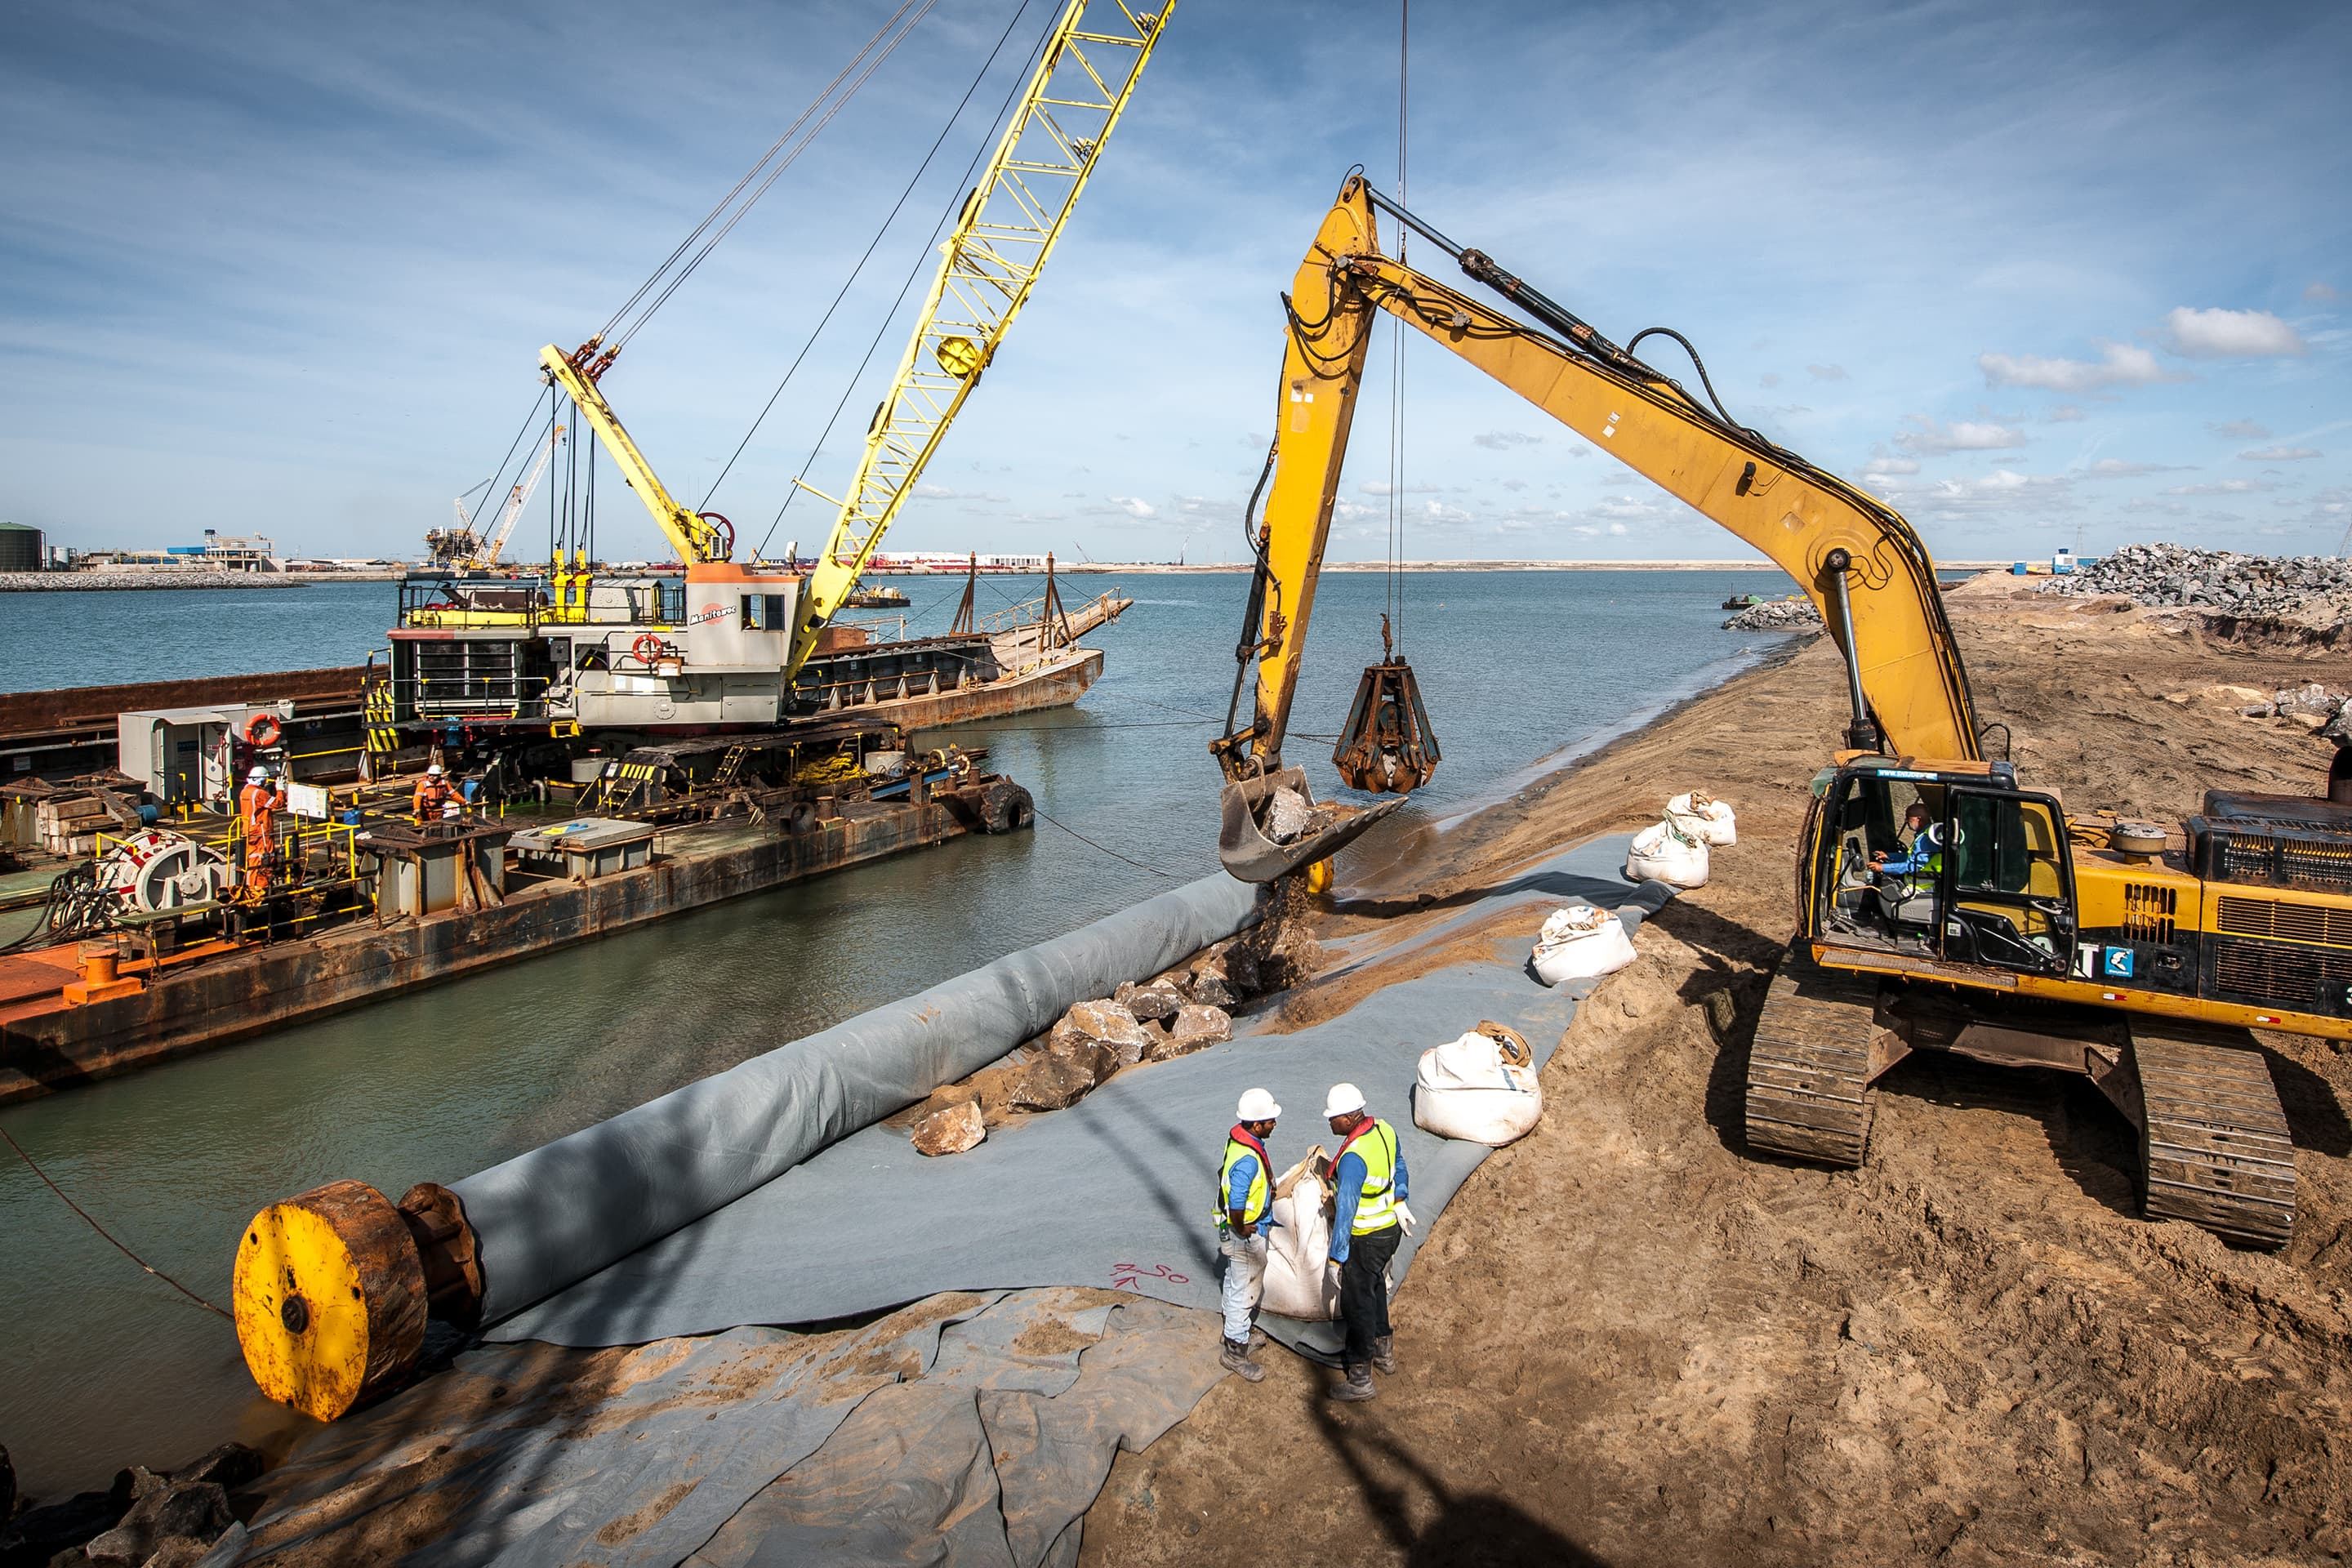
(1083, 584), (2352, 1567)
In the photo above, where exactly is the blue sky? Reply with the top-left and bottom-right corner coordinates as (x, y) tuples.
(2, 0), (2345, 564)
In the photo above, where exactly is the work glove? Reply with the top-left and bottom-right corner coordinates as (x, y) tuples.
(1396, 1202), (1418, 1236)
(1324, 1258), (1343, 1285)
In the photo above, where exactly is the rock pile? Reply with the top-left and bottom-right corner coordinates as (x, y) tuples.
(906, 937), (1260, 1153)
(2236, 682), (2350, 737)
(0, 1442), (261, 1566)
(0, 571), (315, 593)
(2037, 541), (2352, 623)
(1722, 597), (1822, 632)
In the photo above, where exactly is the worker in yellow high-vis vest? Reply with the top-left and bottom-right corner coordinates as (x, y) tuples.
(1212, 1087), (1282, 1382)
(1323, 1082), (1414, 1402)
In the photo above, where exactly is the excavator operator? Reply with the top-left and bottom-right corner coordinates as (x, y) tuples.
(1867, 800), (1945, 933)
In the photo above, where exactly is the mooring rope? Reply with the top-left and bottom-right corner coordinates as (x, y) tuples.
(1, 1125), (233, 1321)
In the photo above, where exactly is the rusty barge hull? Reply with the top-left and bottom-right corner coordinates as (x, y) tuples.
(0, 799), (982, 1106)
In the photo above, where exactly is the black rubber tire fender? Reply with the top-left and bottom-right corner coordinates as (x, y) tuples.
(980, 781), (1034, 835)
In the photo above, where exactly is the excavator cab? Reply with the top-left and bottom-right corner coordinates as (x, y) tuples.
(1811, 763), (2077, 976)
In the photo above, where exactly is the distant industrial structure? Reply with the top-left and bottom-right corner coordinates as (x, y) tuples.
(0, 521), (42, 572)
(71, 528), (282, 572)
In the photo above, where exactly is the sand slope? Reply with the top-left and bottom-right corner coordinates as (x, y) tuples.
(1083, 592), (2352, 1567)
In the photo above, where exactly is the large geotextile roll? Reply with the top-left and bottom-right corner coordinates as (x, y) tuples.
(451, 871), (1260, 1325)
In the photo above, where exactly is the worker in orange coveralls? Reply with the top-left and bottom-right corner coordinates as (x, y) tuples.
(412, 761), (460, 823)
(238, 765), (287, 893)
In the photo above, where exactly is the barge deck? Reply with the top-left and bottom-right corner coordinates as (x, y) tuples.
(0, 785), (1023, 1105)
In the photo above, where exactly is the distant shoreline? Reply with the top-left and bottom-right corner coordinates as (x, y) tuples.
(1041, 559), (2005, 575)
(2, 559), (2002, 592)
(0, 570), (404, 593)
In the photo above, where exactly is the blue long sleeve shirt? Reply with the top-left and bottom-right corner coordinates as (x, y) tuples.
(1878, 826), (1944, 879)
(1223, 1152), (1272, 1236)
(1328, 1138), (1410, 1263)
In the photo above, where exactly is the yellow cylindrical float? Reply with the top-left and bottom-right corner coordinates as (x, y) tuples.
(232, 1179), (428, 1423)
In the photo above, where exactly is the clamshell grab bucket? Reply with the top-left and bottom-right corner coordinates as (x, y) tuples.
(1332, 657), (1441, 795)
(1217, 766), (1407, 884)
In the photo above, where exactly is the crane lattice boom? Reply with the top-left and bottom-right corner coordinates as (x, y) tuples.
(793, 0), (1174, 670)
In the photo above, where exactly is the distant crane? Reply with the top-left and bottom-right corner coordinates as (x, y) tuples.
(430, 424), (565, 570)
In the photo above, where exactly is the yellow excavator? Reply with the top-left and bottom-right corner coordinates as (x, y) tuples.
(1216, 172), (2352, 1249)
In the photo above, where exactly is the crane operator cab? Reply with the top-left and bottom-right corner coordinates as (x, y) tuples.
(1813, 760), (2076, 977)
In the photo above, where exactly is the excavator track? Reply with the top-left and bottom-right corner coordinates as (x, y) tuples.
(1744, 954), (1880, 1167)
(2130, 1021), (2296, 1250)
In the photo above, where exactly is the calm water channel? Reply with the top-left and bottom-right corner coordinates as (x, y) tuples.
(0, 568), (1791, 1497)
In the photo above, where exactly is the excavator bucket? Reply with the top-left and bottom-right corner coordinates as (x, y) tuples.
(1218, 767), (1408, 884)
(1332, 657), (1441, 795)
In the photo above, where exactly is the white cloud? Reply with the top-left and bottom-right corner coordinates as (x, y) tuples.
(2160, 306), (2305, 359)
(2166, 479), (2273, 495)
(2211, 418), (2271, 440)
(2045, 406), (2087, 423)
(2309, 282), (2341, 304)
(1357, 479), (1439, 496)
(2084, 458), (2191, 478)
(1106, 495), (1156, 519)
(1874, 467), (2074, 518)
(914, 483), (1009, 503)
(1861, 457), (1919, 478)
(1806, 363), (1847, 381)
(1606, 522), (1630, 537)
(2238, 446), (2323, 462)
(1420, 500), (1474, 525)
(1977, 343), (2175, 394)
(1895, 416), (2027, 454)
(1471, 430), (1542, 451)
(1758, 372), (1781, 389)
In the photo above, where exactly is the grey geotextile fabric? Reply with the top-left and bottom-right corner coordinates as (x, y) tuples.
(489, 835), (1668, 1349)
(228, 1288), (1221, 1568)
(452, 873), (1263, 1324)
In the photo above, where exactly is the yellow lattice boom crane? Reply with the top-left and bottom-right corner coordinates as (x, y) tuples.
(396, 1), (1171, 733)
(788, 0), (1171, 674)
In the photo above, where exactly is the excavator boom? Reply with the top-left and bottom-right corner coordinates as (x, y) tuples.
(1223, 176), (1976, 792)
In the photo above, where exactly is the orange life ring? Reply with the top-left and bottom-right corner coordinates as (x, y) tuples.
(631, 633), (667, 666)
(243, 712), (283, 747)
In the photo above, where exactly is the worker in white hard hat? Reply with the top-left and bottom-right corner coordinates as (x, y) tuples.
(1211, 1087), (1282, 1383)
(1322, 1081), (1414, 1402)
(236, 766), (286, 894)
(412, 760), (459, 824)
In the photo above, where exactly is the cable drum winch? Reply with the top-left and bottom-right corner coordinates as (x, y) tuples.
(93, 828), (231, 913)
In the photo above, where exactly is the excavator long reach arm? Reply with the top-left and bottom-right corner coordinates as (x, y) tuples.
(1215, 174), (1980, 881)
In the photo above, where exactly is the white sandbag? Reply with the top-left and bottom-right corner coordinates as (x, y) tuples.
(1413, 1023), (1544, 1147)
(1624, 818), (1709, 889)
(1260, 1151), (1340, 1321)
(1666, 790), (1737, 846)
(1531, 902), (1637, 986)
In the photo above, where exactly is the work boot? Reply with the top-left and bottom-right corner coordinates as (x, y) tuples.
(1372, 1334), (1398, 1375)
(1329, 1363), (1378, 1402)
(1219, 1339), (1267, 1383)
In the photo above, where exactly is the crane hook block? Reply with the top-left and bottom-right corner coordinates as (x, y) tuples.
(1332, 657), (1441, 795)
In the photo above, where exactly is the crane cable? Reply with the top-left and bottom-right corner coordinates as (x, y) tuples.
(702, 0), (1040, 516)
(756, 0), (1062, 558)
(1385, 0), (1410, 653)
(599, 0), (938, 354)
